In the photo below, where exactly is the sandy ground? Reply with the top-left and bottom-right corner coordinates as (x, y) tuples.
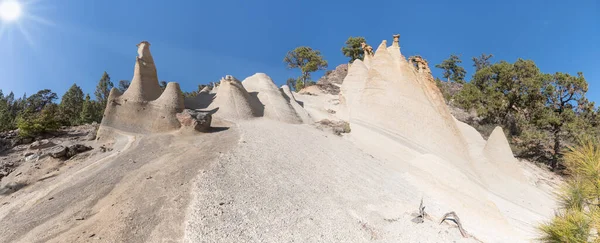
(294, 90), (560, 243)
(184, 119), (480, 243)
(0, 120), (238, 243)
(0, 84), (560, 243)
(0, 116), (559, 242)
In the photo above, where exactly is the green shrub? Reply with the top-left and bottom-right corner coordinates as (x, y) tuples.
(539, 210), (591, 243)
(453, 83), (482, 111)
(539, 137), (600, 242)
(17, 104), (60, 138)
(295, 79), (305, 91)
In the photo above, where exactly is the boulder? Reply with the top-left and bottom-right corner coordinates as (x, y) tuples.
(49, 146), (67, 158)
(20, 137), (33, 145)
(49, 144), (92, 159)
(29, 139), (55, 150)
(177, 109), (213, 132)
(84, 132), (96, 141)
(25, 154), (39, 162)
(0, 138), (11, 152)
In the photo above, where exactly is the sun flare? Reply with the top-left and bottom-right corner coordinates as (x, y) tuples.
(0, 0), (22, 22)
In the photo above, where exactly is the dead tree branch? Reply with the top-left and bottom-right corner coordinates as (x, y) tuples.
(439, 211), (468, 238)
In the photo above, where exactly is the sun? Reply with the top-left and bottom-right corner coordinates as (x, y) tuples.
(0, 0), (22, 22)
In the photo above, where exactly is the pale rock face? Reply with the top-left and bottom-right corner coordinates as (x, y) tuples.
(98, 41), (185, 136)
(280, 84), (312, 124)
(338, 60), (368, 121)
(242, 73), (303, 124)
(207, 75), (262, 121)
(200, 86), (211, 93)
(484, 126), (527, 181)
(342, 37), (472, 166)
(334, 35), (557, 242)
(122, 41), (163, 102)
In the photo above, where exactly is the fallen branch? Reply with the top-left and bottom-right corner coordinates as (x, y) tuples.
(439, 211), (468, 238)
(411, 198), (427, 224)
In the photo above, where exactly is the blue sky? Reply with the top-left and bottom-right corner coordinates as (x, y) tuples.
(0, 0), (598, 102)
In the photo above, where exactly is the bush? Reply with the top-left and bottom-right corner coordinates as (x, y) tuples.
(16, 104), (60, 138)
(453, 83), (482, 111)
(295, 80), (305, 91)
(539, 137), (600, 242)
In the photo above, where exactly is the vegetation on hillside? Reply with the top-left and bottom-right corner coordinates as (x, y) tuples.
(1, 72), (115, 138)
(436, 54), (595, 171)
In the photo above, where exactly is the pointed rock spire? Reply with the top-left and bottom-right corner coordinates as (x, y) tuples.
(153, 82), (184, 110)
(375, 40), (388, 54)
(392, 34), (400, 48)
(122, 41), (162, 102)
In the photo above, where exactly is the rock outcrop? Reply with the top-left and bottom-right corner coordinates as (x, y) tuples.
(242, 73), (303, 124)
(176, 109), (213, 132)
(98, 41), (185, 135)
(341, 35), (471, 165)
(280, 85), (312, 123)
(208, 75), (262, 121)
(316, 64), (349, 94)
(484, 126), (526, 181)
(48, 144), (92, 159)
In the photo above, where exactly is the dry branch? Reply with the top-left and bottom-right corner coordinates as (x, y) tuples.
(439, 211), (468, 238)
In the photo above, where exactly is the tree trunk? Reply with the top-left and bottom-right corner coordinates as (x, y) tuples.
(551, 126), (561, 171)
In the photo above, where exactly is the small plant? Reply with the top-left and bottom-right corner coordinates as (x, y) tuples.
(341, 121), (351, 134)
(17, 104), (60, 138)
(539, 136), (600, 242)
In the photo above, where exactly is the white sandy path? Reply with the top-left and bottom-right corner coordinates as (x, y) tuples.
(0, 122), (239, 243)
(184, 119), (480, 243)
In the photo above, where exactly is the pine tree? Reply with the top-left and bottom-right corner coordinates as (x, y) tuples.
(94, 71), (114, 110)
(341, 36), (366, 63)
(0, 90), (13, 131)
(59, 83), (84, 126)
(435, 54), (467, 84)
(79, 94), (98, 124)
(539, 72), (588, 170)
(284, 46), (328, 88)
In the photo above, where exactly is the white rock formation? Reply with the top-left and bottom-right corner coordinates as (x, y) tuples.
(280, 84), (312, 123)
(98, 41), (184, 135)
(208, 75), (261, 121)
(242, 73), (303, 124)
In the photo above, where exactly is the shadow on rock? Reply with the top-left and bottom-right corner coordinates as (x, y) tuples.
(0, 182), (28, 196)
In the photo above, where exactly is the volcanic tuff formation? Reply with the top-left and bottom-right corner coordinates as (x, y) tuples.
(340, 36), (471, 165)
(242, 73), (303, 124)
(98, 41), (184, 136)
(207, 75), (263, 121)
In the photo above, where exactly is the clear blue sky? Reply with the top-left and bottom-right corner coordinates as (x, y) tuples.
(0, 0), (598, 102)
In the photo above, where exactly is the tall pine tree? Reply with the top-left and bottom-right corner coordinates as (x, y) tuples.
(79, 94), (99, 124)
(94, 71), (114, 120)
(59, 83), (84, 126)
(94, 71), (114, 111)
